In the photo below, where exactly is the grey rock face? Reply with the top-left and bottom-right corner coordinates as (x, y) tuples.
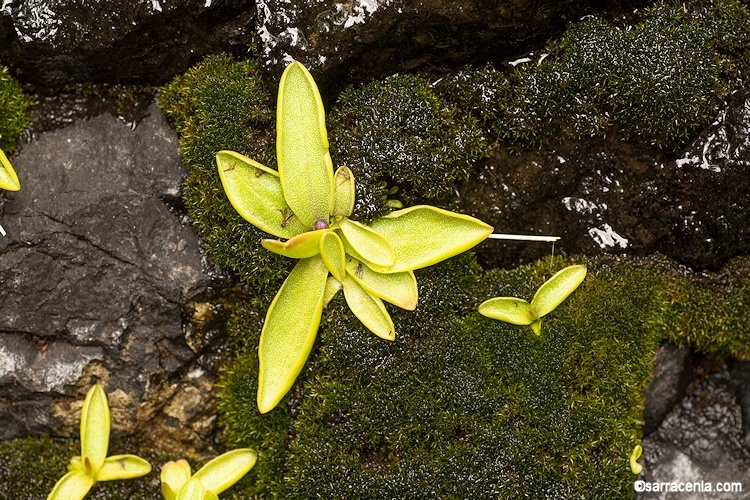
(639, 373), (750, 499)
(255, 0), (653, 95)
(0, 104), (223, 455)
(0, 0), (254, 86)
(642, 343), (693, 436)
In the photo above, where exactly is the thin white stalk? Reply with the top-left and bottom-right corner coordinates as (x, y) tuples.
(488, 233), (560, 242)
(0, 223), (6, 237)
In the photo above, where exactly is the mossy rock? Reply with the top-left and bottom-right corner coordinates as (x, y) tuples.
(0, 65), (31, 154)
(443, 0), (749, 151)
(219, 253), (750, 497)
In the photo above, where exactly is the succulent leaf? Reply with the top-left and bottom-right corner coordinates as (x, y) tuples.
(261, 229), (329, 259)
(258, 256), (329, 413)
(95, 455), (152, 481)
(176, 477), (205, 500)
(0, 149), (20, 191)
(630, 444), (643, 474)
(345, 258), (418, 310)
(320, 231), (346, 280)
(342, 277), (395, 340)
(530, 265), (587, 317)
(46, 470), (95, 500)
(161, 459), (192, 500)
(216, 150), (306, 238)
(368, 205), (493, 273)
(277, 61), (334, 228)
(192, 449), (258, 495)
(478, 297), (536, 325)
(323, 276), (342, 306)
(80, 384), (110, 474)
(332, 166), (355, 217)
(337, 217), (395, 268)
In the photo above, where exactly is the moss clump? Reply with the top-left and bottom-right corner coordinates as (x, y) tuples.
(0, 65), (31, 154)
(220, 253), (750, 497)
(444, 0), (749, 151)
(158, 55), (291, 291)
(329, 75), (491, 221)
(0, 436), (160, 499)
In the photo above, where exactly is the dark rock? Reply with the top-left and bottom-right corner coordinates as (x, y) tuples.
(255, 0), (654, 96)
(730, 360), (750, 450)
(464, 90), (750, 271)
(0, 103), (225, 456)
(642, 343), (693, 436)
(639, 373), (750, 499)
(0, 0), (254, 87)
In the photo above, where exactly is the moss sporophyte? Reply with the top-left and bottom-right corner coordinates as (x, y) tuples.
(47, 385), (151, 500)
(479, 264), (587, 334)
(217, 61), (493, 414)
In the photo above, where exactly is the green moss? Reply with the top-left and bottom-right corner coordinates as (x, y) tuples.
(444, 0), (749, 151)
(329, 75), (491, 221)
(0, 436), (162, 499)
(219, 253), (750, 497)
(0, 65), (31, 154)
(158, 54), (291, 292)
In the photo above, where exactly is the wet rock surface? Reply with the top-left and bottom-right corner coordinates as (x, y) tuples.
(252, 0), (654, 95)
(465, 90), (750, 272)
(0, 0), (253, 86)
(0, 103), (228, 456)
(639, 369), (750, 499)
(643, 343), (694, 436)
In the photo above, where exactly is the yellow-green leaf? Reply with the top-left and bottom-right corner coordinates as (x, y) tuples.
(478, 297), (536, 325)
(176, 477), (204, 500)
(332, 166), (355, 217)
(0, 149), (20, 192)
(277, 61), (334, 229)
(337, 217), (395, 268)
(261, 229), (329, 259)
(320, 231), (346, 280)
(530, 265), (587, 317)
(258, 256), (329, 413)
(323, 276), (342, 306)
(342, 277), (395, 340)
(80, 384), (110, 474)
(95, 455), (152, 481)
(369, 205), (493, 273)
(160, 459), (192, 500)
(216, 150), (306, 238)
(47, 470), (95, 500)
(346, 258), (418, 311)
(630, 445), (643, 474)
(192, 449), (257, 495)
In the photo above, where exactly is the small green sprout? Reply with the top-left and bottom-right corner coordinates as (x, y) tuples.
(218, 61), (493, 413)
(160, 449), (257, 500)
(479, 264), (587, 334)
(47, 385), (152, 500)
(630, 444), (643, 474)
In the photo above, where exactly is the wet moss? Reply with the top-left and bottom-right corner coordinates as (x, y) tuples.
(0, 65), (31, 154)
(328, 75), (491, 221)
(443, 0), (749, 151)
(0, 436), (162, 499)
(219, 254), (750, 497)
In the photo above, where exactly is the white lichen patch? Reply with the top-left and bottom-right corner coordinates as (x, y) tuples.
(588, 224), (629, 249)
(11, 0), (63, 44)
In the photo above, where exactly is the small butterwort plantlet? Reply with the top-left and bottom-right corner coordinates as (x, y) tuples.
(0, 148), (20, 236)
(47, 384), (152, 500)
(160, 449), (257, 500)
(630, 444), (643, 474)
(217, 61), (493, 413)
(479, 264), (587, 334)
